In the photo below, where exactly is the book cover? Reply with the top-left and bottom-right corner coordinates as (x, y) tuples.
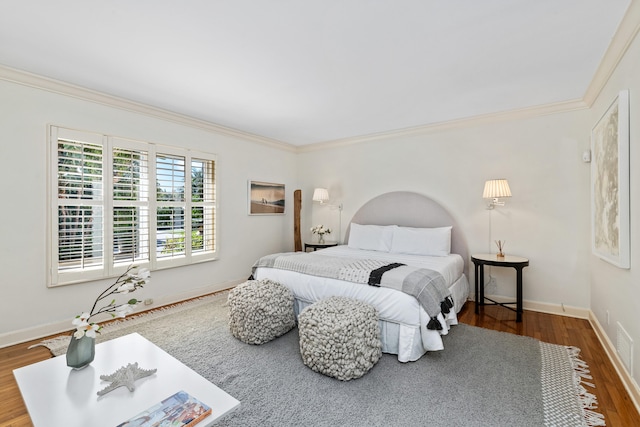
(116, 390), (212, 427)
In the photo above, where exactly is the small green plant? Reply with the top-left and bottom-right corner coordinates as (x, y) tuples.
(162, 231), (204, 254)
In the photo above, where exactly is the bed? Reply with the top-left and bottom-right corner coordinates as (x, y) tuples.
(252, 191), (470, 362)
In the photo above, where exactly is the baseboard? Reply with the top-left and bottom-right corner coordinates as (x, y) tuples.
(0, 279), (243, 349)
(482, 294), (591, 319)
(589, 311), (640, 415)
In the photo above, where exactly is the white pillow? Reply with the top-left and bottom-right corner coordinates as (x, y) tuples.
(347, 223), (395, 252)
(390, 226), (452, 256)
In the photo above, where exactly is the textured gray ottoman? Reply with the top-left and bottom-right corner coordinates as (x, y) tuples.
(228, 279), (295, 345)
(298, 296), (382, 381)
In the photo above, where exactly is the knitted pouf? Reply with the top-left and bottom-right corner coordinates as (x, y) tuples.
(228, 279), (295, 345)
(298, 296), (382, 381)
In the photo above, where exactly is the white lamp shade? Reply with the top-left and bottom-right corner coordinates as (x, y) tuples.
(312, 188), (329, 203)
(483, 179), (512, 199)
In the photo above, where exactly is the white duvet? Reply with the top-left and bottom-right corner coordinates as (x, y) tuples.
(253, 245), (469, 362)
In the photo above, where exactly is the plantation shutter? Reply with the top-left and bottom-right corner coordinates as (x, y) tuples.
(49, 126), (218, 286)
(156, 153), (186, 260)
(191, 157), (216, 254)
(112, 141), (150, 265)
(52, 127), (106, 284)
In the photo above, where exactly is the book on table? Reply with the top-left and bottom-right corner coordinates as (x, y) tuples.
(116, 390), (212, 426)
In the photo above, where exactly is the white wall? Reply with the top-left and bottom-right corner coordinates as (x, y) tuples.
(297, 20), (640, 390)
(589, 26), (640, 388)
(298, 110), (592, 310)
(0, 78), (297, 345)
(2, 29), (638, 397)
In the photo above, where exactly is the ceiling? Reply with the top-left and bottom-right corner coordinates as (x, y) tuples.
(0, 1), (631, 146)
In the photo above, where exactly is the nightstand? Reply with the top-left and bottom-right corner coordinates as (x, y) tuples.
(471, 253), (529, 322)
(304, 242), (338, 252)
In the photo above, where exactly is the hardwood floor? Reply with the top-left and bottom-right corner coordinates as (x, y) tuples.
(0, 337), (52, 427)
(1, 303), (639, 426)
(458, 304), (640, 427)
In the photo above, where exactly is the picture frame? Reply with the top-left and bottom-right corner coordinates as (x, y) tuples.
(591, 89), (630, 269)
(248, 180), (285, 215)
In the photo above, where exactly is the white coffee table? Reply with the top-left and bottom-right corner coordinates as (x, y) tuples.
(13, 332), (240, 427)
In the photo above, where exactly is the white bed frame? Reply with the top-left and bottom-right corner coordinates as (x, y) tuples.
(256, 191), (470, 362)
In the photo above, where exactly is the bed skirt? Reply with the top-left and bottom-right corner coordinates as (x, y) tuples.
(288, 274), (469, 363)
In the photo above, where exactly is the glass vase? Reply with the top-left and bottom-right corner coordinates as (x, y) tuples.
(318, 234), (325, 244)
(66, 334), (95, 370)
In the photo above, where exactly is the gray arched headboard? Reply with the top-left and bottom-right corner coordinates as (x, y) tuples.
(345, 191), (469, 274)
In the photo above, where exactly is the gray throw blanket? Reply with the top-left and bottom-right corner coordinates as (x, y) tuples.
(251, 252), (454, 330)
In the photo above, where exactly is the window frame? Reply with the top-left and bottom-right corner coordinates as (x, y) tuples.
(48, 126), (218, 287)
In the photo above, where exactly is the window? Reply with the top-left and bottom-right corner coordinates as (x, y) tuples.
(49, 126), (217, 286)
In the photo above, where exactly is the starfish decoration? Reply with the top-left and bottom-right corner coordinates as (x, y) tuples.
(97, 362), (157, 396)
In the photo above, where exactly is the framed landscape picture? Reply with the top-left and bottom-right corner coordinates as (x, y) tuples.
(591, 89), (630, 269)
(248, 180), (285, 215)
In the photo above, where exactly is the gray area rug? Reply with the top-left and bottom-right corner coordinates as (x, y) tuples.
(34, 292), (605, 426)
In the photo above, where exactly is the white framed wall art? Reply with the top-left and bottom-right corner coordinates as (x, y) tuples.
(591, 89), (630, 269)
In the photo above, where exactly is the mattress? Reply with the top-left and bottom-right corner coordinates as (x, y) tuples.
(253, 245), (469, 362)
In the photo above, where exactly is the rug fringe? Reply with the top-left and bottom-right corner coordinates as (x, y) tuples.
(566, 346), (606, 427)
(28, 336), (69, 351)
(28, 290), (230, 356)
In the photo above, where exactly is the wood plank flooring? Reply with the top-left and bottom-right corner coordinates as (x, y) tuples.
(458, 304), (640, 427)
(1, 302), (639, 426)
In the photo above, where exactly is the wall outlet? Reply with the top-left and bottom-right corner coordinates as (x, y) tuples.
(144, 298), (153, 306)
(606, 310), (610, 325)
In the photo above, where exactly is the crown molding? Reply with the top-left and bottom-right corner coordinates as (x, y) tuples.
(0, 65), (297, 153)
(583, 0), (640, 107)
(4, 0), (638, 156)
(297, 98), (588, 153)
(299, 2), (640, 153)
